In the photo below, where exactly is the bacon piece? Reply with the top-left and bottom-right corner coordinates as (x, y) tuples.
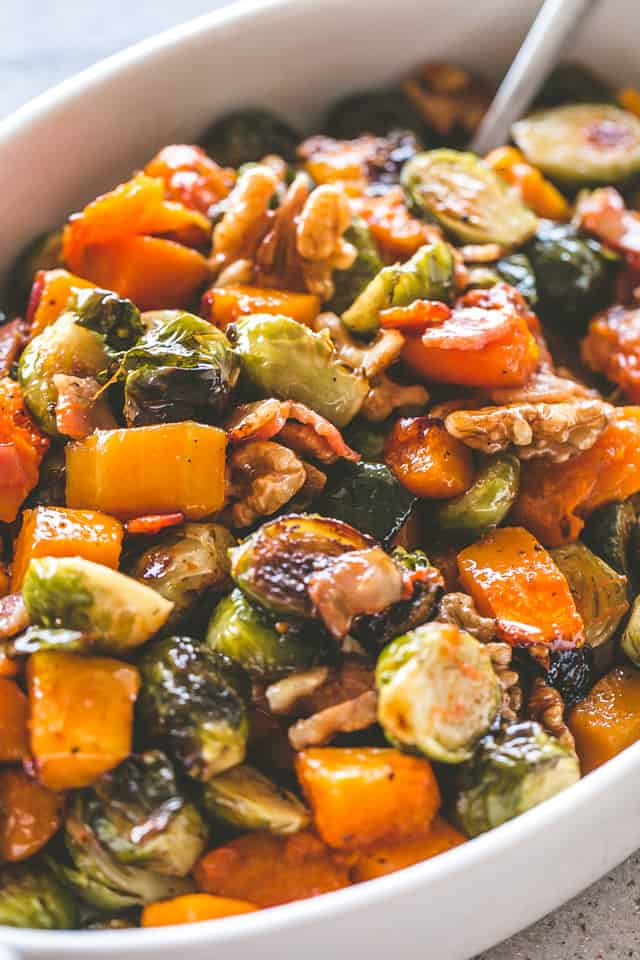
(226, 399), (292, 444)
(577, 187), (640, 265)
(287, 402), (360, 462)
(380, 299), (452, 333)
(53, 375), (116, 440)
(25, 271), (46, 325)
(0, 594), (29, 641)
(126, 512), (185, 536)
(0, 319), (28, 376)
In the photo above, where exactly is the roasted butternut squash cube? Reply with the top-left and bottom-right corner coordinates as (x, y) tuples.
(27, 651), (139, 790)
(29, 269), (95, 338)
(351, 817), (466, 882)
(11, 506), (123, 590)
(569, 666), (640, 773)
(0, 768), (63, 862)
(142, 894), (258, 927)
(65, 422), (226, 520)
(0, 677), (29, 762)
(204, 285), (320, 329)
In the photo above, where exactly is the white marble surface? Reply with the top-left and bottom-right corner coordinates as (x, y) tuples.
(2, 1), (639, 957)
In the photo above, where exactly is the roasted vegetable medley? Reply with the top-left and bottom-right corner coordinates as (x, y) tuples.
(5, 58), (640, 932)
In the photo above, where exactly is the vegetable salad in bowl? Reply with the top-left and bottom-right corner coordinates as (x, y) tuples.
(3, 57), (640, 931)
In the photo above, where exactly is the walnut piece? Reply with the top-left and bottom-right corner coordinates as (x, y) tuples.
(211, 164), (278, 271)
(362, 373), (429, 422)
(266, 667), (330, 715)
(445, 397), (613, 462)
(527, 676), (575, 750)
(226, 440), (307, 527)
(313, 312), (405, 379)
(288, 690), (378, 750)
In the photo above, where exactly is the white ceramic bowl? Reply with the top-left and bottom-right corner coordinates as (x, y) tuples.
(1, 1), (639, 957)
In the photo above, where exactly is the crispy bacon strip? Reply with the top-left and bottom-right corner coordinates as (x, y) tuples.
(380, 299), (452, 333)
(126, 513), (185, 536)
(226, 399), (292, 444)
(0, 319), (28, 376)
(53, 375), (116, 440)
(577, 187), (640, 265)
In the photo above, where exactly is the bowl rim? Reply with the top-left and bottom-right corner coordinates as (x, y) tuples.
(1, 0), (639, 950)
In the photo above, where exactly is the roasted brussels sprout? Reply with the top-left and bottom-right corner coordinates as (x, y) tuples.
(512, 103), (640, 185)
(545, 647), (594, 707)
(455, 721), (580, 837)
(376, 622), (501, 763)
(341, 240), (455, 339)
(24, 443), (66, 508)
(73, 287), (144, 351)
(122, 312), (239, 427)
(495, 253), (538, 306)
(0, 862), (76, 929)
(201, 108), (300, 166)
(402, 149), (538, 246)
(328, 217), (383, 315)
(18, 312), (110, 434)
(22, 556), (174, 652)
(534, 62), (612, 108)
(324, 89), (426, 139)
(230, 514), (372, 618)
(550, 543), (628, 649)
(138, 635), (250, 781)
(77, 751), (207, 876)
(128, 522), (235, 627)
(582, 499), (636, 580)
(9, 625), (97, 655)
(526, 221), (615, 328)
(314, 461), (416, 547)
(433, 454), (520, 539)
(202, 764), (310, 834)
(61, 793), (193, 911)
(206, 588), (327, 681)
(230, 315), (368, 427)
(6, 228), (63, 314)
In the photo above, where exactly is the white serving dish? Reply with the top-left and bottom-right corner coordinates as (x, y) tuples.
(0, 0), (639, 956)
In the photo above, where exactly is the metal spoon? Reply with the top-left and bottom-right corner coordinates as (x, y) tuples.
(471, 0), (601, 155)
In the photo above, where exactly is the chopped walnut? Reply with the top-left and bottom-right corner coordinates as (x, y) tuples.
(403, 62), (490, 138)
(226, 440), (307, 527)
(313, 312), (404, 379)
(278, 422), (340, 464)
(488, 368), (598, 406)
(266, 667), (330, 715)
(288, 690), (378, 750)
(527, 676), (575, 750)
(215, 258), (255, 287)
(295, 186), (356, 299)
(211, 164), (278, 271)
(445, 397), (613, 462)
(289, 460), (327, 511)
(459, 243), (504, 263)
(362, 373), (429, 422)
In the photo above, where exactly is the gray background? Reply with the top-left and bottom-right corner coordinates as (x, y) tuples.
(2, 0), (639, 956)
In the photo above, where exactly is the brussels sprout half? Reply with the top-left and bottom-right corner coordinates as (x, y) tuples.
(22, 556), (174, 653)
(376, 622), (501, 763)
(534, 62), (612, 109)
(341, 240), (455, 340)
(203, 764), (310, 834)
(433, 454), (520, 540)
(328, 217), (383, 316)
(128, 522), (236, 628)
(0, 862), (76, 929)
(230, 314), (368, 428)
(512, 103), (640, 185)
(82, 751), (208, 876)
(137, 635), (250, 782)
(455, 721), (580, 837)
(551, 543), (628, 650)
(230, 514), (372, 618)
(402, 149), (537, 246)
(495, 253), (538, 306)
(72, 287), (144, 351)
(122, 312), (239, 427)
(206, 588), (327, 681)
(324, 89), (427, 139)
(582, 499), (636, 581)
(201, 108), (301, 167)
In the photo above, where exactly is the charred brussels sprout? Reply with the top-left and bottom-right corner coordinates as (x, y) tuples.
(206, 588), (327, 681)
(6, 228), (63, 314)
(343, 418), (392, 461)
(622, 595), (640, 667)
(545, 648), (594, 707)
(77, 751), (207, 876)
(550, 543), (628, 650)
(314, 461), (416, 547)
(376, 622), (500, 763)
(534, 62), (612, 108)
(230, 514), (372, 618)
(202, 764), (310, 834)
(402, 149), (537, 246)
(324, 89), (426, 139)
(9, 626), (97, 655)
(0, 863), (76, 929)
(230, 315), (368, 427)
(341, 240), (455, 339)
(18, 312), (110, 435)
(512, 103), (640, 185)
(138, 635), (249, 781)
(526, 221), (615, 329)
(495, 253), (538, 306)
(328, 217), (383, 315)
(122, 312), (239, 427)
(201, 108), (300, 166)
(22, 556), (174, 652)
(25, 443), (67, 507)
(73, 287), (144, 351)
(455, 721), (580, 837)
(129, 523), (235, 627)
(582, 499), (636, 580)
(433, 454), (520, 539)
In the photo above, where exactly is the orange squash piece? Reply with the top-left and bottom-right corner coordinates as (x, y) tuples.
(145, 144), (235, 214)
(485, 146), (570, 220)
(195, 831), (351, 908)
(457, 526), (584, 648)
(11, 506), (123, 591)
(295, 747), (441, 851)
(0, 377), (50, 523)
(384, 417), (474, 499)
(581, 304), (640, 402)
(0, 677), (29, 762)
(0, 563), (9, 598)
(142, 894), (258, 927)
(28, 269), (95, 338)
(353, 187), (435, 259)
(28, 651), (139, 791)
(203, 284), (320, 330)
(513, 407), (640, 547)
(569, 666), (640, 774)
(0, 768), (63, 862)
(351, 817), (466, 882)
(65, 422), (226, 520)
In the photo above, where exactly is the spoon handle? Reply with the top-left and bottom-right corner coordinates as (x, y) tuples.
(471, 0), (601, 155)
